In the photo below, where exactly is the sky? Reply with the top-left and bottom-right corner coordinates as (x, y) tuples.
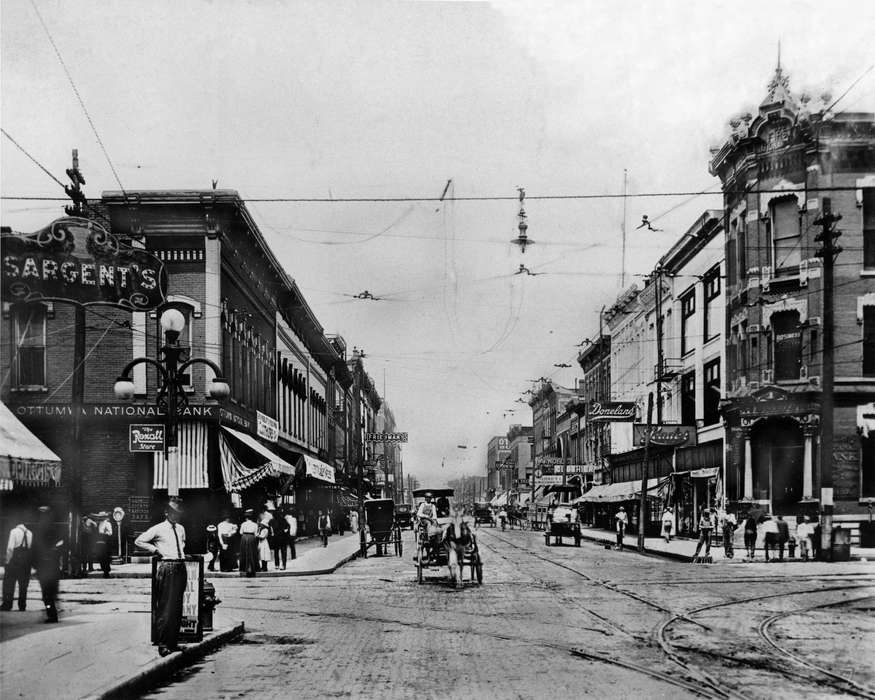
(3, 0), (874, 485)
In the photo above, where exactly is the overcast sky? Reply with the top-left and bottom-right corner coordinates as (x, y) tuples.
(3, 1), (874, 486)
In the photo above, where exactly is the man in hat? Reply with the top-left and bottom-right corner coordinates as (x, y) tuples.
(614, 506), (628, 549)
(33, 505), (63, 622)
(95, 512), (114, 578)
(135, 498), (188, 656)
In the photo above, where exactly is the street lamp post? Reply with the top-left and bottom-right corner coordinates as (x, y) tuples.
(113, 308), (230, 497)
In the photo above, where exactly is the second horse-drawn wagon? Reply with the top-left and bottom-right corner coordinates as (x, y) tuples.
(363, 498), (403, 557)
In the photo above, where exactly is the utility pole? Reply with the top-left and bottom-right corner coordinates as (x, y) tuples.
(620, 169), (628, 288)
(814, 197), (842, 561)
(654, 265), (665, 424)
(638, 393), (654, 552)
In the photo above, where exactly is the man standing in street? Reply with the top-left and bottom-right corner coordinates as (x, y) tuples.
(135, 497), (188, 657)
(95, 512), (113, 578)
(1, 516), (32, 612)
(285, 508), (298, 560)
(614, 506), (628, 549)
(796, 515), (814, 561)
(33, 505), (63, 623)
(692, 507), (714, 562)
(762, 514), (779, 562)
(317, 510), (331, 547)
(776, 515), (790, 561)
(722, 510), (737, 558)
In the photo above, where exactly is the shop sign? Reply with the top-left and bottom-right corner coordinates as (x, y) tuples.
(1, 217), (167, 311)
(12, 403), (252, 431)
(589, 401), (637, 422)
(127, 496), (151, 523)
(256, 411), (279, 442)
(179, 559), (202, 639)
(129, 424), (165, 452)
(535, 475), (564, 486)
(365, 432), (408, 443)
(633, 424), (698, 448)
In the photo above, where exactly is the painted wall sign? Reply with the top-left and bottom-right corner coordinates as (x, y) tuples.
(365, 432), (408, 443)
(129, 424), (165, 452)
(633, 424), (698, 448)
(589, 401), (637, 422)
(127, 496), (152, 523)
(1, 217), (167, 310)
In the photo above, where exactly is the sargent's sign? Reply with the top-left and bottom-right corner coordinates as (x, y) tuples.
(633, 424), (698, 448)
(589, 401), (637, 422)
(129, 424), (165, 452)
(1, 217), (167, 310)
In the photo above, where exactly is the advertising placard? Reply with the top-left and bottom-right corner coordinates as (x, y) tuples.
(256, 411), (279, 442)
(588, 401), (637, 422)
(365, 432), (408, 443)
(633, 424), (698, 448)
(129, 424), (165, 452)
(150, 556), (203, 645)
(535, 475), (564, 486)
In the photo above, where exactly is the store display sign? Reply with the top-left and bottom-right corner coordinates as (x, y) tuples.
(589, 401), (637, 422)
(256, 411), (279, 442)
(1, 217), (167, 310)
(129, 424), (165, 452)
(535, 475), (564, 486)
(365, 432), (408, 443)
(633, 424), (698, 448)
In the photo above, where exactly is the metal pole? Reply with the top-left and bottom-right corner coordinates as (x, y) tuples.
(164, 333), (180, 497)
(638, 393), (654, 552)
(67, 303), (86, 575)
(654, 266), (664, 424)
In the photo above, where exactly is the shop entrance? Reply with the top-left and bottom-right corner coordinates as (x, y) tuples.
(752, 419), (804, 513)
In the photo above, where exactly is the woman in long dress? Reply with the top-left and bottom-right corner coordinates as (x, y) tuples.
(257, 512), (272, 572)
(238, 509), (259, 577)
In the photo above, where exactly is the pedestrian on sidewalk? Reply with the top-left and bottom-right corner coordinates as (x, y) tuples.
(271, 509), (290, 570)
(722, 510), (737, 559)
(1, 517), (32, 612)
(661, 505), (675, 543)
(349, 509), (359, 534)
(238, 509), (259, 577)
(796, 515), (813, 561)
(692, 508), (714, 562)
(257, 512), (272, 572)
(205, 525), (219, 571)
(285, 509), (298, 560)
(762, 514), (779, 562)
(78, 514), (97, 576)
(217, 514), (238, 572)
(614, 506), (628, 549)
(134, 497), (188, 656)
(95, 512), (113, 578)
(318, 510), (331, 547)
(743, 513), (758, 559)
(776, 515), (790, 561)
(34, 506), (63, 623)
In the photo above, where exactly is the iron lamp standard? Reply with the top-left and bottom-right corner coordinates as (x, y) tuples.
(113, 308), (230, 497)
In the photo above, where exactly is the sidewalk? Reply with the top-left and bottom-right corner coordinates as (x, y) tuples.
(0, 532), (363, 580)
(577, 526), (875, 563)
(0, 533), (362, 698)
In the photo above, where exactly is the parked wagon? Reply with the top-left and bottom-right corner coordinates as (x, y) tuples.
(364, 498), (403, 557)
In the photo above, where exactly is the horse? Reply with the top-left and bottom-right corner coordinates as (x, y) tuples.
(442, 518), (475, 589)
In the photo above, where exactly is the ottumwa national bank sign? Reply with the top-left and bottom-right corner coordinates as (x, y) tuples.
(2, 217), (167, 310)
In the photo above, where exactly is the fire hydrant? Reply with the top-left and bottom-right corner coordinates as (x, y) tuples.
(201, 581), (221, 632)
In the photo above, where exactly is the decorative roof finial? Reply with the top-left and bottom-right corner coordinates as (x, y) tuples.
(762, 42), (794, 108)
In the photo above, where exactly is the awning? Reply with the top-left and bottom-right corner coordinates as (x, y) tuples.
(690, 467), (719, 479)
(298, 454), (335, 484)
(0, 402), (62, 490)
(491, 491), (508, 507)
(154, 422), (208, 489)
(859, 403), (875, 438)
(219, 426), (295, 493)
(573, 477), (665, 504)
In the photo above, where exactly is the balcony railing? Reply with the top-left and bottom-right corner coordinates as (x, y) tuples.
(654, 358), (683, 383)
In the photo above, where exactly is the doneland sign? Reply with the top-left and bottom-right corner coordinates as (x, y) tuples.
(589, 401), (637, 422)
(1, 217), (167, 310)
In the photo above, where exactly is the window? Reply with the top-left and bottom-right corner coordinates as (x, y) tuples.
(863, 436), (875, 498)
(771, 198), (801, 269)
(864, 306), (875, 377)
(772, 311), (802, 381)
(13, 304), (47, 388)
(737, 213), (747, 283)
(749, 333), (758, 374)
(680, 290), (696, 355)
(681, 371), (696, 425)
(703, 267), (721, 341)
(864, 189), (875, 270)
(703, 359), (720, 426)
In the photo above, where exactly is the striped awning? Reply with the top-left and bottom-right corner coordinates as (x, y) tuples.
(572, 477), (666, 504)
(0, 401), (62, 489)
(219, 426), (295, 493)
(153, 422), (208, 489)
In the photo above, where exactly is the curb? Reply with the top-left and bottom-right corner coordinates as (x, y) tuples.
(85, 621), (246, 700)
(578, 531), (693, 562)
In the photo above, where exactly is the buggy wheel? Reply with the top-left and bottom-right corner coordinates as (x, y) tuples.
(417, 545), (424, 584)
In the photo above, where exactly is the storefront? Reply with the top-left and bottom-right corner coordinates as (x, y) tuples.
(668, 440), (722, 536)
(575, 477), (667, 535)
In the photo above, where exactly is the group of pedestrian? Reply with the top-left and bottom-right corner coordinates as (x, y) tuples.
(743, 512), (817, 561)
(206, 507), (300, 576)
(77, 511), (115, 577)
(2, 505), (63, 623)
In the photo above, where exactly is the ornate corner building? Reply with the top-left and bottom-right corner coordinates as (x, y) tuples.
(710, 63), (875, 527)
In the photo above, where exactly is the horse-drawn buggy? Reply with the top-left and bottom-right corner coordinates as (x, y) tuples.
(473, 501), (494, 527)
(363, 498), (403, 557)
(413, 488), (483, 587)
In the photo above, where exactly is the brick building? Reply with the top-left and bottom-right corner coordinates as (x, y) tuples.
(1, 189), (368, 556)
(710, 63), (875, 537)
